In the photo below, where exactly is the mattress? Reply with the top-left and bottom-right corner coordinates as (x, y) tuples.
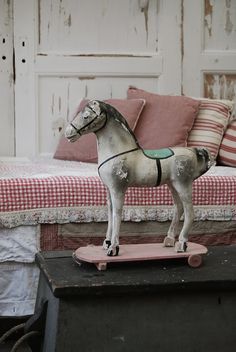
(0, 157), (236, 316)
(0, 157), (236, 228)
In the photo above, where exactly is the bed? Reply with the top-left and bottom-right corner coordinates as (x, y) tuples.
(0, 156), (236, 316)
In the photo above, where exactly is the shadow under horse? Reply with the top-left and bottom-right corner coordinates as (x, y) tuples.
(65, 100), (213, 256)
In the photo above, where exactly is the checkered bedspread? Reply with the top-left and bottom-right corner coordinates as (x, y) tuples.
(0, 175), (235, 212)
(0, 158), (235, 227)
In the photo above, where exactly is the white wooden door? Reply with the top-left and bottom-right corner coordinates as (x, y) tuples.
(183, 0), (236, 115)
(0, 0), (14, 156)
(13, 0), (182, 157)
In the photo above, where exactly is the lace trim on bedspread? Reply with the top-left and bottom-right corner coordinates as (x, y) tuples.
(1, 205), (235, 228)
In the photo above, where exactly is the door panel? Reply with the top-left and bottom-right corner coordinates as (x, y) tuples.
(38, 0), (159, 55)
(183, 0), (236, 117)
(13, 0), (182, 157)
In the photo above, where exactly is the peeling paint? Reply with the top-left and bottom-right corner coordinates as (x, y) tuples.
(59, 0), (63, 15)
(139, 0), (149, 42)
(51, 94), (55, 115)
(64, 14), (72, 27)
(38, 0), (41, 44)
(204, 0), (213, 37)
(63, 53), (151, 58)
(113, 160), (129, 182)
(78, 76), (95, 80)
(226, 0), (231, 9)
(51, 117), (65, 134)
(204, 74), (236, 115)
(47, 21), (50, 36)
(84, 84), (88, 98)
(225, 9), (233, 35)
(66, 83), (70, 121)
(59, 96), (61, 112)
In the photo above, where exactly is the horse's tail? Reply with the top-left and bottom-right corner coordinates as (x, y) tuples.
(194, 147), (214, 178)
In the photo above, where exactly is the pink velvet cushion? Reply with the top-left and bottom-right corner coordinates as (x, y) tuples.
(54, 98), (145, 163)
(127, 87), (200, 149)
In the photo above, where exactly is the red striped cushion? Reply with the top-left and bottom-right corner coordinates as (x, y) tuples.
(218, 120), (236, 167)
(187, 99), (233, 159)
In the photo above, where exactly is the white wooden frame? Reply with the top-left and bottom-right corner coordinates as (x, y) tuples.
(13, 0), (182, 157)
(183, 0), (236, 99)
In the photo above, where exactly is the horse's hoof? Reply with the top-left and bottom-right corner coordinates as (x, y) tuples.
(175, 241), (188, 253)
(163, 236), (176, 247)
(107, 246), (119, 256)
(103, 239), (111, 250)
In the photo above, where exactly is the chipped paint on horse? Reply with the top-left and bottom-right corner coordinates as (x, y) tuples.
(65, 100), (213, 256)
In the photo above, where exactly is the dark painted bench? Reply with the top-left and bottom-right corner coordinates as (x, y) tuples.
(35, 245), (236, 352)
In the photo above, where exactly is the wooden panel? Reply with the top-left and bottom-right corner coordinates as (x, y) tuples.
(38, 75), (158, 155)
(204, 0), (236, 51)
(183, 0), (236, 99)
(204, 73), (236, 116)
(204, 73), (236, 100)
(0, 0), (14, 156)
(38, 0), (159, 55)
(13, 0), (182, 157)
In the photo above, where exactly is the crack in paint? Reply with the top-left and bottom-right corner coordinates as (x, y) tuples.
(225, 9), (233, 35)
(139, 0), (149, 43)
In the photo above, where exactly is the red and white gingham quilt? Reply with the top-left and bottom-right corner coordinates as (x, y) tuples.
(0, 158), (235, 227)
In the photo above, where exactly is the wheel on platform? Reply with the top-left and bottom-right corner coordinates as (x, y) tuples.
(187, 254), (202, 268)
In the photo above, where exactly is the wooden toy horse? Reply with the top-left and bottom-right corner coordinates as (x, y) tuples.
(65, 100), (213, 256)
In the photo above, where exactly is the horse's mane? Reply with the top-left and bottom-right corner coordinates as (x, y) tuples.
(98, 101), (141, 148)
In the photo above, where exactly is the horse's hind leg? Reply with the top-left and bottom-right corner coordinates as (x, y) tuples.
(173, 182), (194, 252)
(163, 184), (183, 248)
(103, 188), (112, 250)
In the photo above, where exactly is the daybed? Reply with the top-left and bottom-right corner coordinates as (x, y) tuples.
(0, 88), (235, 317)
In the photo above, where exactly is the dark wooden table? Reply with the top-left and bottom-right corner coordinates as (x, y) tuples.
(35, 245), (236, 352)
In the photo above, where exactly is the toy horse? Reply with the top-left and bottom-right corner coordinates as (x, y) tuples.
(65, 100), (212, 256)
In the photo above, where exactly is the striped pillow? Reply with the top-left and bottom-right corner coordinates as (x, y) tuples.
(218, 120), (236, 167)
(187, 99), (233, 159)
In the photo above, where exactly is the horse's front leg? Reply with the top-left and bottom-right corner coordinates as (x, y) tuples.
(106, 189), (125, 256)
(174, 183), (194, 252)
(103, 188), (112, 250)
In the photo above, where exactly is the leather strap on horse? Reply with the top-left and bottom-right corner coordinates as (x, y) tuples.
(156, 158), (162, 186)
(98, 147), (140, 175)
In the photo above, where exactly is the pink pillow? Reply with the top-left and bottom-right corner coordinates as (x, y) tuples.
(127, 87), (200, 149)
(54, 98), (145, 163)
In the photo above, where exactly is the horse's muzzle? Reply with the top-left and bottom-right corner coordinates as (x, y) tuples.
(65, 125), (79, 142)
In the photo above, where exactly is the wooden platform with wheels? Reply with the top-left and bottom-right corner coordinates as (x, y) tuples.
(73, 242), (208, 270)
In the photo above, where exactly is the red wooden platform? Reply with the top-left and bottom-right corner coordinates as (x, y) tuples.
(73, 242), (208, 270)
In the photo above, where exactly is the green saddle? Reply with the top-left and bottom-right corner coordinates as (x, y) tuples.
(143, 148), (174, 160)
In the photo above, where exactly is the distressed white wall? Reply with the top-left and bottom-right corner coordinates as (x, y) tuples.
(13, 0), (182, 157)
(0, 0), (236, 157)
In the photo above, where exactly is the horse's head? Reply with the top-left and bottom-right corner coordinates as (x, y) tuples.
(65, 100), (107, 142)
